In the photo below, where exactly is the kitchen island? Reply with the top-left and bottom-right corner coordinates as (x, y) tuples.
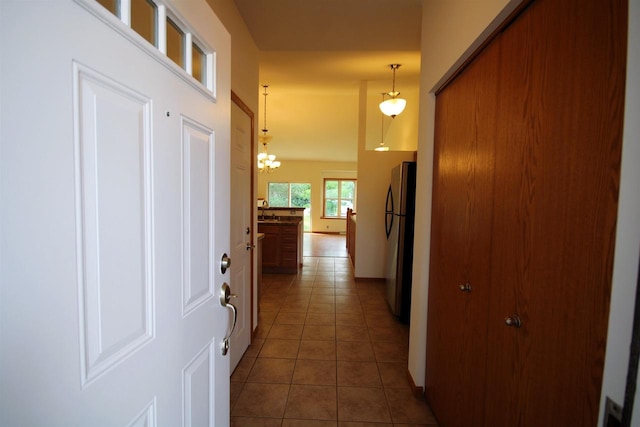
(257, 207), (304, 274)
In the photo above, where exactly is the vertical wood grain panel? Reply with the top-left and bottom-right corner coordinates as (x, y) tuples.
(484, 0), (627, 425)
(427, 0), (627, 425)
(426, 33), (501, 427)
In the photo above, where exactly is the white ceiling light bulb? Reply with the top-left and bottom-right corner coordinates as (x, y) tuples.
(379, 64), (406, 118)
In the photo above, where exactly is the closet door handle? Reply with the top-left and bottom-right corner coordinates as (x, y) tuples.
(459, 283), (472, 293)
(504, 315), (522, 328)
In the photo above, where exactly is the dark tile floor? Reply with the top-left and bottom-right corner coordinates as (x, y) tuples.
(230, 234), (438, 426)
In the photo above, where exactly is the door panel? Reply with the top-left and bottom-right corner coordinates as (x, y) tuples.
(0, 1), (231, 425)
(75, 63), (155, 386)
(426, 34), (499, 427)
(182, 118), (216, 315)
(484, 0), (626, 425)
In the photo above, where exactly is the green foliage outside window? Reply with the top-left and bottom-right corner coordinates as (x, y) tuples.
(267, 182), (312, 231)
(268, 183), (289, 207)
(323, 179), (355, 218)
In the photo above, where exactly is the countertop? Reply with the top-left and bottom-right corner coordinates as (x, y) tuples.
(259, 207), (305, 211)
(257, 218), (302, 225)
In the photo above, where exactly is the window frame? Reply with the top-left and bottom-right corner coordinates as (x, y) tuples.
(322, 178), (356, 219)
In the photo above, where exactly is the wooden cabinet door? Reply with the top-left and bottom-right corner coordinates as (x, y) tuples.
(425, 35), (500, 427)
(258, 224), (281, 268)
(484, 0), (627, 425)
(280, 225), (298, 268)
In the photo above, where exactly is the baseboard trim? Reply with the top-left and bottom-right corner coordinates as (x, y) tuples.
(407, 369), (424, 398)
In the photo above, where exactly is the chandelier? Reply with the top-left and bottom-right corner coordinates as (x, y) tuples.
(257, 85), (281, 173)
(379, 64), (406, 118)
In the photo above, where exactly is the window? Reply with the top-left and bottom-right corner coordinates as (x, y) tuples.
(323, 179), (356, 218)
(166, 17), (185, 68)
(96, 0), (117, 14)
(92, 0), (212, 92)
(191, 43), (206, 85)
(268, 182), (312, 231)
(131, 0), (157, 46)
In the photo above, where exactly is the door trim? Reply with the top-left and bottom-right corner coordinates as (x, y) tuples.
(230, 90), (256, 334)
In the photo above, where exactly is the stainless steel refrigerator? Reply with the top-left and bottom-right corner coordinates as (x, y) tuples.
(384, 161), (417, 323)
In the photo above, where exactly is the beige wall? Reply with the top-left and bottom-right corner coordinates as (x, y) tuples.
(256, 160), (357, 233)
(364, 78), (420, 152)
(205, 0), (259, 105)
(409, 3), (640, 427)
(355, 82), (415, 279)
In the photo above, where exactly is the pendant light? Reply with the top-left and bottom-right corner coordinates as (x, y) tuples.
(257, 85), (281, 173)
(379, 64), (406, 118)
(375, 93), (390, 151)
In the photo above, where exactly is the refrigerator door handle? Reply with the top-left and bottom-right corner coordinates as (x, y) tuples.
(385, 185), (394, 239)
(385, 212), (394, 239)
(385, 184), (394, 213)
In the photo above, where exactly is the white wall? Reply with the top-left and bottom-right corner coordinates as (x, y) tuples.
(408, 2), (640, 427)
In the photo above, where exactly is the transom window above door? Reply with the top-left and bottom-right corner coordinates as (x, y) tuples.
(93, 0), (212, 91)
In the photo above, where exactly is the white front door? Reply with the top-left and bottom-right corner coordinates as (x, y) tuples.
(0, 1), (232, 426)
(229, 99), (254, 371)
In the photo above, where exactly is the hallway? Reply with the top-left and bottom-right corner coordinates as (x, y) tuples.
(230, 233), (437, 426)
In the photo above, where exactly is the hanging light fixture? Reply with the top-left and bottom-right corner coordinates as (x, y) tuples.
(379, 64), (406, 118)
(375, 93), (390, 151)
(257, 85), (281, 173)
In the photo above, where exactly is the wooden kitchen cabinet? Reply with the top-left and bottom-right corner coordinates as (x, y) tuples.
(259, 224), (281, 269)
(258, 221), (301, 274)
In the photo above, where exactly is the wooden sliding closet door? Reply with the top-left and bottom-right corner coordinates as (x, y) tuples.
(425, 35), (501, 427)
(484, 0), (627, 426)
(426, 0), (627, 426)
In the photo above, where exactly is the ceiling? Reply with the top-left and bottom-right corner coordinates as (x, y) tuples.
(233, 0), (423, 162)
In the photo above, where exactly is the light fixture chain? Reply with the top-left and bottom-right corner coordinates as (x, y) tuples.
(262, 84), (269, 133)
(391, 65), (396, 94)
(257, 84), (281, 172)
